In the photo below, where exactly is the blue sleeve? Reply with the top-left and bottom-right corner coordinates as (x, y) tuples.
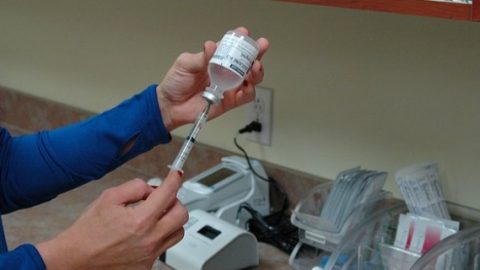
(0, 84), (171, 213)
(0, 244), (46, 270)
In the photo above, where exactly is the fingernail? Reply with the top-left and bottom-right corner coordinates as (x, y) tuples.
(177, 170), (184, 177)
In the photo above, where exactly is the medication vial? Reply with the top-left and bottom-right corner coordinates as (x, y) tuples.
(170, 30), (259, 172)
(203, 31), (259, 104)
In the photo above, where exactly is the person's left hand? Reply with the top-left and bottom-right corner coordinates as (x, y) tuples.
(157, 27), (269, 131)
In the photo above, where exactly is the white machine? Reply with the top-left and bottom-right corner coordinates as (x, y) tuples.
(177, 156), (270, 227)
(165, 209), (259, 270)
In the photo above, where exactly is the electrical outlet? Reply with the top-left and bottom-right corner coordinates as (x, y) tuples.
(245, 86), (273, 146)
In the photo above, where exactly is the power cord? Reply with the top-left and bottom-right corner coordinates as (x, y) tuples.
(238, 121), (262, 134)
(234, 121), (298, 253)
(234, 122), (289, 215)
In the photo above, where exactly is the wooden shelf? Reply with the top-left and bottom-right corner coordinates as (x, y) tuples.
(280, 0), (480, 21)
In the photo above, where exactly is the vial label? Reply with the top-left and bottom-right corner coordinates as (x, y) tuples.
(210, 33), (258, 78)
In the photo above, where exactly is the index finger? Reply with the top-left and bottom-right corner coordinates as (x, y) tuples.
(139, 170), (183, 219)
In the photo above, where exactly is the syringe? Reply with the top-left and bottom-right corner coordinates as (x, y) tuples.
(169, 101), (211, 172)
(169, 30), (259, 173)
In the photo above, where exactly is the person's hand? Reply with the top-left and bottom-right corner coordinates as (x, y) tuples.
(157, 26), (269, 131)
(37, 171), (187, 270)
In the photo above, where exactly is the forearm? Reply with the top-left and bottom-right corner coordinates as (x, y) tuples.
(0, 84), (171, 213)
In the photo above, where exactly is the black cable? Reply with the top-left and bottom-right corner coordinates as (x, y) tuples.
(233, 121), (299, 253)
(236, 202), (298, 253)
(233, 123), (300, 253)
(238, 121), (262, 134)
(236, 202), (274, 231)
(233, 134), (269, 182)
(234, 121), (291, 220)
(234, 133), (289, 214)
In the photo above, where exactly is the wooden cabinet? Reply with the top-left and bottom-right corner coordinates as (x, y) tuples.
(280, 0), (480, 21)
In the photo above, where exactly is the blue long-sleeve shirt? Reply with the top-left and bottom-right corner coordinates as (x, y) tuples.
(0, 84), (171, 269)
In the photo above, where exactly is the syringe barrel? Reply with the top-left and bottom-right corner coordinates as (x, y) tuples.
(169, 137), (195, 172)
(169, 104), (210, 172)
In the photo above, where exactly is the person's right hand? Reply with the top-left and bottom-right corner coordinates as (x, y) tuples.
(37, 171), (187, 270)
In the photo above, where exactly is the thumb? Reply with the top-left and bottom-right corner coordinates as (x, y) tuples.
(107, 178), (154, 205)
(140, 170), (184, 219)
(203, 40), (216, 63)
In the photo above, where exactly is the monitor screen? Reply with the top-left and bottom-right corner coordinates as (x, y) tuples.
(197, 167), (236, 187)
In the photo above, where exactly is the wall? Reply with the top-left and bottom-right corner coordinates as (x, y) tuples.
(1, 0), (479, 208)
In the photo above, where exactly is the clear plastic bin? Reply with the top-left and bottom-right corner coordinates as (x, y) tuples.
(291, 181), (392, 252)
(378, 243), (421, 270)
(289, 181), (398, 270)
(411, 224), (480, 269)
(289, 242), (356, 270)
(323, 201), (407, 270)
(289, 242), (329, 270)
(323, 201), (480, 270)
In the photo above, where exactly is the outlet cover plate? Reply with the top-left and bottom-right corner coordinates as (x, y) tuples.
(245, 86), (273, 146)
